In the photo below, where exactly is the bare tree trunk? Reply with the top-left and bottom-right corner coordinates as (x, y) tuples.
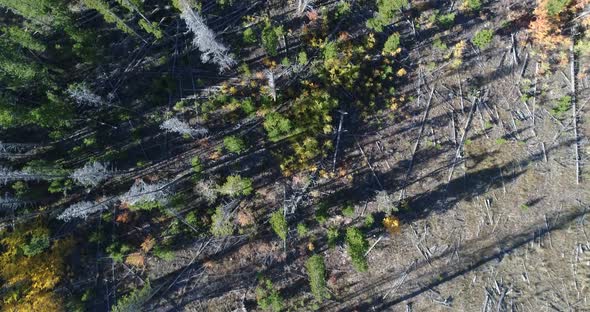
(532, 61), (539, 134)
(570, 31), (580, 185)
(448, 97), (477, 183)
(296, 0), (310, 15)
(332, 111), (347, 172)
(399, 87), (435, 200)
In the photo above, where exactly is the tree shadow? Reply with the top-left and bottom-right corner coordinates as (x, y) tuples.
(323, 205), (588, 311)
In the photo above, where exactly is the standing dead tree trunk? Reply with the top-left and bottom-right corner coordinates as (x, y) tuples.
(266, 70), (276, 101)
(532, 61), (539, 136)
(355, 137), (383, 190)
(448, 97), (478, 183)
(0, 142), (40, 159)
(332, 110), (347, 172)
(399, 87), (435, 201)
(296, 0), (310, 15)
(570, 33), (581, 185)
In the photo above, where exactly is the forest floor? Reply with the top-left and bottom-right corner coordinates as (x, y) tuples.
(121, 1), (590, 311)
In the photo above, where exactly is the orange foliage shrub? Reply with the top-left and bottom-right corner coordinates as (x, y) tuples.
(529, 0), (590, 51)
(125, 252), (146, 267)
(237, 209), (255, 226)
(141, 235), (155, 252)
(116, 210), (131, 223)
(528, 0), (571, 50)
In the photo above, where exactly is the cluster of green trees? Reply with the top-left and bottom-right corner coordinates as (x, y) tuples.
(366, 0), (408, 32)
(0, 0), (96, 133)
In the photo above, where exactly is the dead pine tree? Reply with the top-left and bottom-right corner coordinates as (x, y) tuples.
(570, 26), (581, 185)
(399, 87), (435, 201)
(448, 96), (478, 183)
(355, 137), (383, 190)
(0, 166), (63, 185)
(532, 61), (539, 136)
(332, 110), (348, 172)
(70, 161), (111, 187)
(0, 142), (40, 159)
(296, 0), (310, 15)
(160, 117), (209, 138)
(266, 70), (276, 101)
(58, 200), (112, 222)
(174, 0), (236, 72)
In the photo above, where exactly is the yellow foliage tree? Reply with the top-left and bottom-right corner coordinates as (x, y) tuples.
(0, 222), (73, 312)
(451, 40), (466, 69)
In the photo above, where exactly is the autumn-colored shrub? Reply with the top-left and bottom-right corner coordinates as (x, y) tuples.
(125, 252), (146, 267)
(451, 40), (466, 68)
(529, 0), (574, 50)
(0, 222), (73, 311)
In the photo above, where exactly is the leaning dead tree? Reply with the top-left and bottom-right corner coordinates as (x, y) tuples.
(70, 161), (111, 187)
(296, 0), (310, 15)
(332, 110), (347, 172)
(58, 179), (172, 222)
(175, 0), (236, 71)
(160, 117), (209, 138)
(570, 27), (581, 185)
(399, 87), (435, 200)
(59, 179), (172, 221)
(57, 200), (111, 221)
(0, 142), (40, 159)
(447, 95), (479, 183)
(0, 193), (27, 210)
(119, 179), (171, 206)
(0, 166), (61, 185)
